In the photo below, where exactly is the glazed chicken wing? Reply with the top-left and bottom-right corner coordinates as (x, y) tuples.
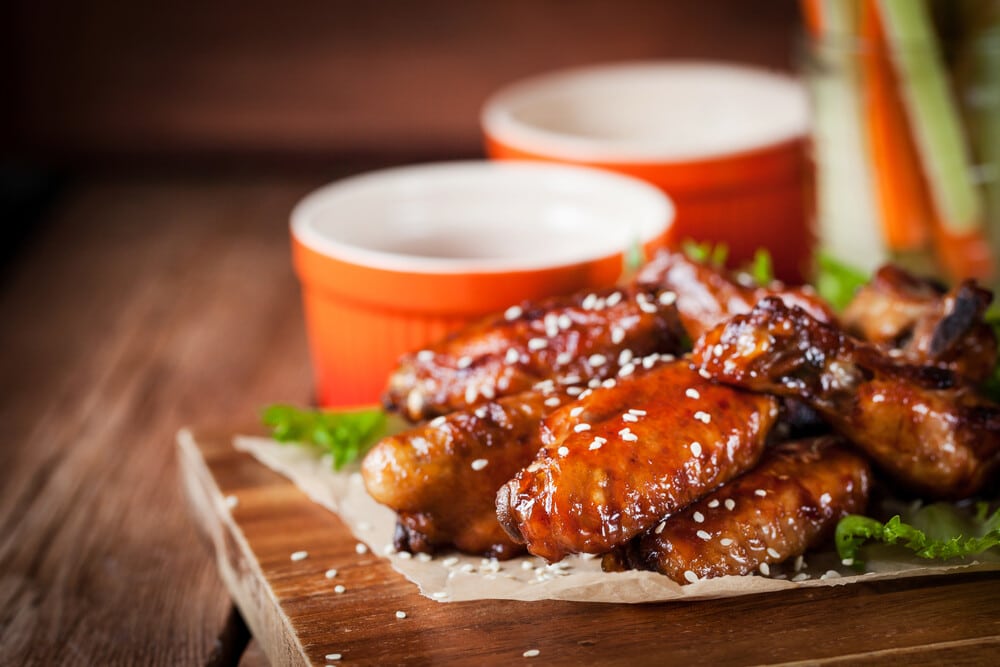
(692, 298), (1000, 498)
(496, 361), (780, 562)
(362, 387), (569, 559)
(635, 250), (834, 340)
(842, 265), (996, 382)
(603, 437), (871, 583)
(384, 284), (686, 421)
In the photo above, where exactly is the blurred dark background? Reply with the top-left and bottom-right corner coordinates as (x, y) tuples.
(0, 0), (800, 267)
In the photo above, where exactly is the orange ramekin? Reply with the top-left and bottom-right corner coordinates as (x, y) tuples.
(290, 161), (673, 407)
(482, 62), (812, 282)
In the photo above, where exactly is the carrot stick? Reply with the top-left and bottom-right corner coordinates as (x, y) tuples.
(860, 0), (932, 252)
(876, 0), (994, 281)
(799, 0), (824, 37)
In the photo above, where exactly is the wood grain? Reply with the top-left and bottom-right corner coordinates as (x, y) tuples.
(182, 429), (1000, 666)
(5, 0), (800, 160)
(0, 173), (321, 664)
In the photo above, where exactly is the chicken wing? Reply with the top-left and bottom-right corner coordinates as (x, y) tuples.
(842, 265), (996, 382)
(496, 361), (780, 562)
(603, 437), (871, 583)
(383, 284), (686, 421)
(635, 250), (834, 340)
(692, 297), (1000, 498)
(362, 387), (569, 559)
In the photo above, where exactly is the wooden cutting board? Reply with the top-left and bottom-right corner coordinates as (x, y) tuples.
(179, 429), (1000, 666)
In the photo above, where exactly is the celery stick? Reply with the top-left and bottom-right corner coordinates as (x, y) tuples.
(878, 0), (984, 234)
(809, 0), (886, 273)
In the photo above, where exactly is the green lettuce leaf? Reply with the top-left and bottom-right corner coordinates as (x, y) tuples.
(836, 502), (1000, 566)
(814, 251), (869, 311)
(261, 404), (393, 470)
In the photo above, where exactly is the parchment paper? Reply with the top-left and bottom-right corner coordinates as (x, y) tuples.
(234, 435), (1000, 603)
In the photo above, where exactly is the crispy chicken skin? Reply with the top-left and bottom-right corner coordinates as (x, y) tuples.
(362, 388), (568, 559)
(496, 361), (780, 562)
(383, 284), (686, 422)
(635, 250), (835, 340)
(692, 298), (1000, 498)
(842, 265), (996, 382)
(603, 437), (871, 582)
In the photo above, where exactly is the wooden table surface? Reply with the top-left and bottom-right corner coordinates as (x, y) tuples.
(2, 171), (999, 665)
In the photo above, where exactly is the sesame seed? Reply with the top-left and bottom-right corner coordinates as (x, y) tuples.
(683, 570), (699, 583)
(334, 585), (346, 594)
(707, 499), (720, 508)
(396, 610), (407, 619)
(698, 368), (713, 379)
(621, 432), (638, 442)
(618, 363), (635, 378)
(685, 388), (701, 399)
(578, 389), (592, 399)
(622, 413), (638, 423)
(694, 411), (711, 424)
(417, 349), (434, 362)
(398, 551), (412, 560)
(588, 354), (607, 366)
(690, 441), (703, 457)
(442, 556), (459, 567)
(567, 386), (582, 396)
(474, 406), (488, 418)
(606, 291), (622, 306)
(755, 489), (767, 497)
(618, 349), (634, 365)
(841, 558), (854, 566)
(429, 416), (447, 427)
(544, 397), (561, 407)
(588, 378), (601, 388)
(767, 548), (781, 559)
(791, 572), (810, 582)
(505, 348), (520, 364)
(642, 355), (657, 369)
(655, 521), (666, 534)
(582, 293), (598, 309)
(416, 552), (431, 562)
(457, 355), (473, 369)
(573, 423), (591, 432)
(638, 300), (657, 314)
(560, 375), (582, 385)
(558, 314), (573, 330)
(521, 560), (534, 570)
(570, 406), (584, 417)
(225, 495), (239, 509)
(593, 297), (607, 311)
(628, 408), (647, 416)
(557, 446), (570, 457)
(611, 325), (626, 344)
(692, 511), (705, 523)
(720, 538), (734, 546)
(697, 530), (711, 541)
(659, 291), (677, 306)
(602, 378), (617, 389)
(528, 338), (548, 351)
(523, 649), (541, 658)
(759, 562), (771, 576)
(326, 653), (342, 661)
(355, 543), (368, 555)
(589, 437), (606, 451)
(325, 568), (338, 579)
(725, 499), (736, 510)
(794, 555), (804, 572)
(383, 544), (396, 555)
(556, 352), (573, 365)
(820, 492), (832, 505)
(821, 570), (841, 580)
(504, 305), (523, 320)
(464, 385), (478, 404)
(471, 458), (488, 471)
(290, 551), (308, 562)
(459, 563), (476, 573)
